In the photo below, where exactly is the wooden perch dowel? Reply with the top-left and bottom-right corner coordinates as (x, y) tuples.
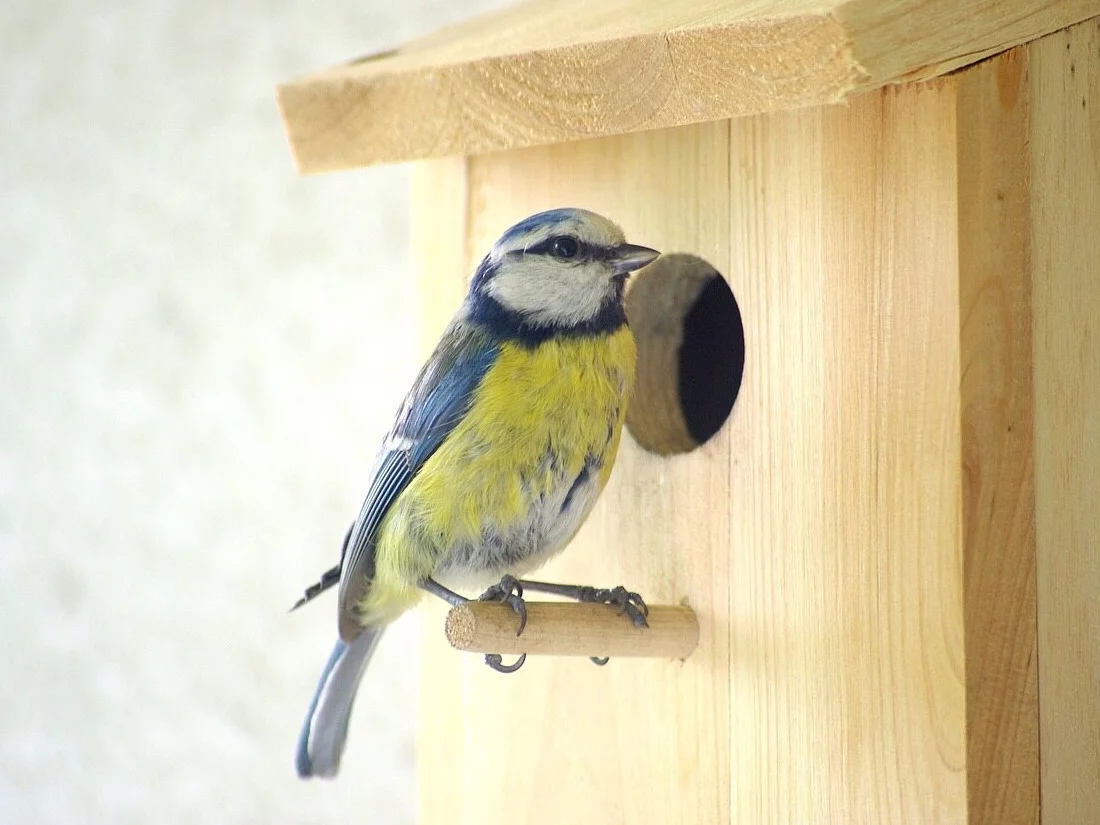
(444, 601), (699, 660)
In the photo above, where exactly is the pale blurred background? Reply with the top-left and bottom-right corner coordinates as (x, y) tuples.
(0, 0), (509, 822)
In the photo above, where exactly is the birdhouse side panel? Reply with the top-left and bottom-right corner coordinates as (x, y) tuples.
(1030, 18), (1100, 825)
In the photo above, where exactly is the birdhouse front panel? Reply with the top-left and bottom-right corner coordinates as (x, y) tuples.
(415, 84), (969, 823)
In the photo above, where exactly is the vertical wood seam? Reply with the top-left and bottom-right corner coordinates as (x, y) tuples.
(955, 45), (1041, 825)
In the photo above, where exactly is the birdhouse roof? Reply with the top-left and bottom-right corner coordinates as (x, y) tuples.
(276, 0), (1093, 173)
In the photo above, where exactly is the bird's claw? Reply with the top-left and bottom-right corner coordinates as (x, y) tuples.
(584, 586), (645, 665)
(478, 574), (527, 636)
(578, 585), (650, 628)
(485, 652), (527, 673)
(478, 575), (528, 673)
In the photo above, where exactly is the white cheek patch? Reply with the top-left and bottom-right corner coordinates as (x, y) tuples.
(486, 259), (611, 327)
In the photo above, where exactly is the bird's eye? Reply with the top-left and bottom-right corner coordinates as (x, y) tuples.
(550, 236), (580, 259)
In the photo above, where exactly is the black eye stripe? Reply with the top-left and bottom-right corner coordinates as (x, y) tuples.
(509, 236), (613, 262)
(525, 236), (580, 257)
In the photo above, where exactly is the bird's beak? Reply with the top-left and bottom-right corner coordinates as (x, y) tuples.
(610, 243), (660, 276)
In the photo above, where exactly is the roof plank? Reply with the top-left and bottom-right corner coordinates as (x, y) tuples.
(276, 0), (1097, 172)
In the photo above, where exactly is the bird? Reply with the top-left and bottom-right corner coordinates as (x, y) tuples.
(291, 207), (660, 779)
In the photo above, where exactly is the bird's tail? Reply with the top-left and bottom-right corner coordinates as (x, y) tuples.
(295, 627), (383, 778)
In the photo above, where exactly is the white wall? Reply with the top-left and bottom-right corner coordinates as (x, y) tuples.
(0, 1), (508, 822)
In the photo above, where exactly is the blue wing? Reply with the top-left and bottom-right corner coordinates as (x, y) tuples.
(335, 317), (498, 640)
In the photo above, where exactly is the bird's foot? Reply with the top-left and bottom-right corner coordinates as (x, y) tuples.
(581, 586), (647, 665)
(478, 574), (527, 635)
(509, 579), (650, 667)
(575, 585), (650, 629)
(514, 579), (649, 629)
(478, 574), (528, 674)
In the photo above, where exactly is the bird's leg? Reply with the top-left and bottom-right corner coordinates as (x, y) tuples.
(515, 579), (649, 666)
(419, 577), (467, 607)
(516, 580), (649, 627)
(419, 576), (527, 674)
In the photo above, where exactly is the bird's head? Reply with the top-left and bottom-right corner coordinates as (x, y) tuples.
(467, 208), (659, 335)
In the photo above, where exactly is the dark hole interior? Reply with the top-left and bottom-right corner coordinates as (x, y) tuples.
(677, 275), (744, 446)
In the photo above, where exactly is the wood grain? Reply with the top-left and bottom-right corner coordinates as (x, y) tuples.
(276, 0), (1097, 171)
(444, 602), (700, 659)
(728, 82), (966, 823)
(411, 156), (468, 348)
(955, 49), (1040, 825)
(1029, 18), (1100, 825)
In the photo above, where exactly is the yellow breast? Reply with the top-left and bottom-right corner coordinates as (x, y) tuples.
(361, 327), (636, 621)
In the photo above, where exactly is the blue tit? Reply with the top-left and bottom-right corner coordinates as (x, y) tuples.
(292, 207), (660, 779)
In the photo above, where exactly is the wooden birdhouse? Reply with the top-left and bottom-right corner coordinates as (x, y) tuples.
(276, 1), (1099, 822)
